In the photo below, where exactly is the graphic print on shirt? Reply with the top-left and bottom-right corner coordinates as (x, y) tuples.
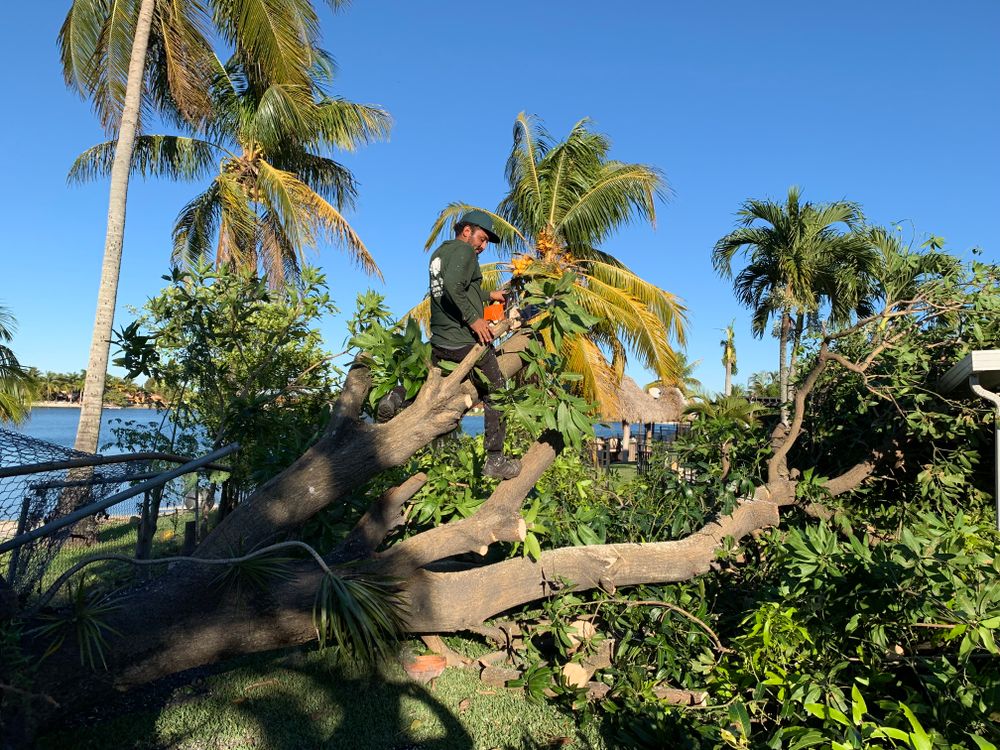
(429, 256), (444, 300)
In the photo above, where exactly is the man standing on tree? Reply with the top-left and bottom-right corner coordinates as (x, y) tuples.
(424, 209), (522, 479)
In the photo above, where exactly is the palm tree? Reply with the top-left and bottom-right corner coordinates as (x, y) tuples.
(61, 0), (343, 453)
(863, 227), (960, 311)
(0, 306), (35, 424)
(71, 55), (390, 286)
(720, 321), (737, 397)
(418, 114), (687, 411)
(747, 370), (780, 400)
(644, 351), (702, 397)
(684, 393), (766, 428)
(712, 186), (876, 423)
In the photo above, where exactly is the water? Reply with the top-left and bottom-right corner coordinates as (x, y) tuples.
(8, 406), (165, 451)
(460, 415), (663, 441)
(13, 408), (660, 451)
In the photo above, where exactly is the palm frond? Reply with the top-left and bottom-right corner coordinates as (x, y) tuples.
(172, 180), (223, 267)
(257, 161), (382, 279)
(249, 82), (317, 149)
(59, 0), (108, 97)
(557, 163), (665, 248)
(213, 0), (318, 88)
(215, 171), (257, 267)
(562, 334), (620, 413)
(91, 0), (140, 131)
(147, 0), (216, 126)
(273, 152), (357, 209)
(314, 573), (402, 666)
(69, 135), (221, 183)
(312, 98), (392, 151)
(573, 274), (680, 384)
(402, 295), (431, 337)
(423, 203), (524, 254)
(581, 260), (687, 346)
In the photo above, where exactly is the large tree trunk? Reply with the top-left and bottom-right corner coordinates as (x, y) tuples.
(74, 0), (156, 453)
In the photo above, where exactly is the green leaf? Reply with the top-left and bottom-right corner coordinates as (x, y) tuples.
(969, 734), (998, 750)
(728, 701), (751, 738)
(851, 684), (866, 725)
(524, 532), (542, 561)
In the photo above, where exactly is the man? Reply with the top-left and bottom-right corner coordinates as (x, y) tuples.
(426, 209), (522, 479)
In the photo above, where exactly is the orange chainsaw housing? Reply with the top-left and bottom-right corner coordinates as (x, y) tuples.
(484, 302), (505, 322)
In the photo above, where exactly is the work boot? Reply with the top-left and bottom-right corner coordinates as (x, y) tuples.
(483, 453), (522, 480)
(376, 387), (406, 423)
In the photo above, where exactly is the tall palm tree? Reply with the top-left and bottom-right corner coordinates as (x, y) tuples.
(61, 0), (343, 453)
(418, 114), (687, 411)
(0, 306), (35, 424)
(712, 186), (876, 423)
(720, 321), (737, 397)
(71, 55), (390, 286)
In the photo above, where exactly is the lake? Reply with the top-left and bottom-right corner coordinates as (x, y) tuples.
(7, 408), (641, 459)
(8, 406), (168, 452)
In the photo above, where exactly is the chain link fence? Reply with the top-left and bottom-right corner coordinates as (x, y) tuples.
(0, 428), (231, 607)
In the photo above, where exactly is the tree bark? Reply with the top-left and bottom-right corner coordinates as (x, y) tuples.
(74, 0), (157, 454)
(778, 310), (792, 425)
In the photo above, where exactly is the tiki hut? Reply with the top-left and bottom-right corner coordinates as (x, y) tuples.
(598, 376), (686, 459)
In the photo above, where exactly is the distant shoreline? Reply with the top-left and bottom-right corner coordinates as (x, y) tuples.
(30, 401), (158, 410)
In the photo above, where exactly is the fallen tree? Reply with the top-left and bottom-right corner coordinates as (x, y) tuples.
(16, 257), (999, 721)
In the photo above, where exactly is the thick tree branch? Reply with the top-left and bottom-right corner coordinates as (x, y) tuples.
(374, 433), (563, 577)
(328, 473), (428, 564)
(401, 494), (784, 631)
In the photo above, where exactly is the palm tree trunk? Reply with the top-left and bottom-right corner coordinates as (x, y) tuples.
(778, 311), (791, 425)
(724, 362), (732, 397)
(786, 312), (805, 403)
(74, 0), (156, 453)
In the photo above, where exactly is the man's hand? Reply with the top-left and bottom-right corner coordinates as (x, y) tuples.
(470, 318), (493, 344)
(489, 290), (506, 303)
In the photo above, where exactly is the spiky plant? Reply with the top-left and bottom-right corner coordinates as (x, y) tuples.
(313, 574), (402, 666)
(31, 579), (123, 671)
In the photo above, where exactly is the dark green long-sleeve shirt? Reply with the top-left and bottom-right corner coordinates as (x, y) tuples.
(428, 239), (489, 348)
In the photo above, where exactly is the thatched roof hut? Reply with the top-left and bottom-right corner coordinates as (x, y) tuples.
(598, 376), (686, 424)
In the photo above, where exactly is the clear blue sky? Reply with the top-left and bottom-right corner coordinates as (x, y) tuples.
(2, 1), (998, 394)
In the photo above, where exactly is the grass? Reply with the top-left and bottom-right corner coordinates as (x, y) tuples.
(35, 641), (610, 750)
(39, 511), (196, 596)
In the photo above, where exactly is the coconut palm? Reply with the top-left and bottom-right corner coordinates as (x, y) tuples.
(418, 114), (687, 411)
(644, 351), (702, 397)
(720, 321), (737, 397)
(684, 393), (766, 428)
(61, 0), (344, 453)
(712, 187), (876, 423)
(71, 56), (390, 286)
(747, 370), (780, 400)
(0, 306), (35, 424)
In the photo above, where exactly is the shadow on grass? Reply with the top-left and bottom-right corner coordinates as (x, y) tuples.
(34, 648), (475, 750)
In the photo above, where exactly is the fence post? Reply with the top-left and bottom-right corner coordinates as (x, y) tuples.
(6, 493), (33, 584)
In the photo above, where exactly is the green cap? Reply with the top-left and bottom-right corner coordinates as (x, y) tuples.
(457, 209), (501, 244)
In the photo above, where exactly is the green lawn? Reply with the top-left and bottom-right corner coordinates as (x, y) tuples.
(36, 643), (609, 750)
